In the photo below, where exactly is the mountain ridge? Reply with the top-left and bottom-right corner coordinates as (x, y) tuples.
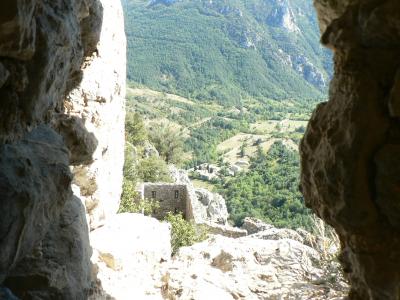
(123, 0), (332, 105)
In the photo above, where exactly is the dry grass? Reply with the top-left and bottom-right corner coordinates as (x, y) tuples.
(309, 215), (349, 292)
(250, 119), (307, 134)
(191, 179), (217, 191)
(128, 87), (196, 105)
(216, 133), (298, 167)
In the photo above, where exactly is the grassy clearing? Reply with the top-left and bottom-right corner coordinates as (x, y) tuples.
(127, 87), (196, 105)
(216, 132), (300, 167)
(250, 119), (307, 134)
(191, 179), (217, 191)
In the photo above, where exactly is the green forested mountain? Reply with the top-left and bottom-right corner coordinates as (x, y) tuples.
(217, 141), (311, 229)
(123, 0), (331, 105)
(121, 0), (329, 230)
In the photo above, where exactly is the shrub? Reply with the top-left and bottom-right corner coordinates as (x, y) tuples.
(126, 112), (147, 146)
(133, 198), (160, 216)
(119, 183), (160, 215)
(310, 216), (348, 291)
(164, 212), (208, 255)
(118, 179), (138, 213)
(137, 156), (172, 183)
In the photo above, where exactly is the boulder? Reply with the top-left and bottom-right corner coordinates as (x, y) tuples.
(202, 222), (248, 239)
(165, 234), (347, 299)
(195, 189), (229, 224)
(241, 217), (274, 234)
(90, 214), (171, 299)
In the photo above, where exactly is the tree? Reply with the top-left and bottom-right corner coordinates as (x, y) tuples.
(119, 179), (139, 213)
(217, 141), (313, 230)
(126, 112), (147, 146)
(123, 143), (138, 183)
(119, 191), (160, 216)
(137, 156), (172, 183)
(148, 122), (185, 165)
(164, 212), (208, 255)
(239, 141), (247, 158)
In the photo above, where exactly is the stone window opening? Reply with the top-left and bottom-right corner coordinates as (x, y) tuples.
(151, 191), (156, 199)
(174, 190), (179, 199)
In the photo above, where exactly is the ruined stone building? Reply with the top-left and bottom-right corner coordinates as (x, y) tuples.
(138, 183), (194, 220)
(137, 179), (231, 228)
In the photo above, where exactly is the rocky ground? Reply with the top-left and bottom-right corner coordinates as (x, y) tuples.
(90, 214), (349, 300)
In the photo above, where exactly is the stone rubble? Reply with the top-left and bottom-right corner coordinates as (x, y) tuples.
(90, 215), (348, 300)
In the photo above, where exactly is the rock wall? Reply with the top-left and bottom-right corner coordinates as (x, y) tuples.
(301, 0), (400, 298)
(0, 0), (126, 298)
(66, 0), (126, 230)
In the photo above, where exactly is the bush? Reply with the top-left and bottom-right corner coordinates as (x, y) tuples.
(126, 112), (147, 146)
(164, 212), (208, 255)
(148, 122), (185, 165)
(134, 198), (160, 216)
(119, 186), (160, 215)
(119, 179), (138, 213)
(137, 156), (172, 183)
(309, 215), (348, 291)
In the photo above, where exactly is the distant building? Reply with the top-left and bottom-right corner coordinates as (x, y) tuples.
(190, 163), (221, 181)
(229, 165), (242, 175)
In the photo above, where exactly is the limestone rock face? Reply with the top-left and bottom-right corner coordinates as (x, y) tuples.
(164, 234), (347, 299)
(251, 227), (305, 244)
(195, 188), (229, 225)
(87, 214), (347, 299)
(169, 165), (192, 185)
(0, 287), (18, 300)
(143, 140), (159, 158)
(301, 0), (400, 298)
(67, 0), (126, 230)
(0, 0), (102, 143)
(241, 217), (274, 234)
(90, 214), (171, 300)
(203, 222), (248, 239)
(0, 0), (126, 297)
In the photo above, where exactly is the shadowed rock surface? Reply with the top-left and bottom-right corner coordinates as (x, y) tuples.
(4, 197), (92, 299)
(301, 0), (400, 298)
(0, 126), (72, 283)
(0, 0), (125, 298)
